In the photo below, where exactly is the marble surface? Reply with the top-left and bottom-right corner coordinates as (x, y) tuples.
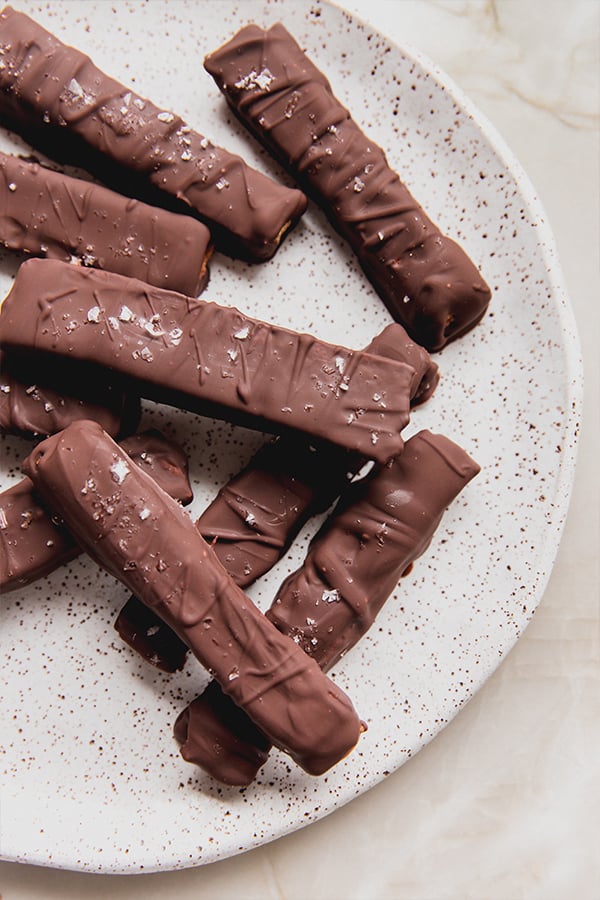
(1, 0), (598, 897)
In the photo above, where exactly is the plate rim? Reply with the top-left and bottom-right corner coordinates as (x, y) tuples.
(0, 0), (584, 873)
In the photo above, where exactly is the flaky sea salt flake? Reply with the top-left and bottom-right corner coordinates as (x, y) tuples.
(110, 458), (130, 484)
(235, 67), (275, 92)
(67, 77), (84, 99)
(119, 305), (134, 322)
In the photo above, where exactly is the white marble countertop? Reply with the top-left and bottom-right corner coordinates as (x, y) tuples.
(1, 0), (598, 897)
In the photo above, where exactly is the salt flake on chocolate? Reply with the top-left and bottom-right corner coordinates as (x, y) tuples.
(234, 68), (275, 92)
(110, 458), (130, 485)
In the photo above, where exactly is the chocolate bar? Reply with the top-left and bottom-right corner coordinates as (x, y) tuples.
(366, 323), (439, 408)
(204, 23), (492, 349)
(0, 151), (212, 295)
(116, 321), (439, 671)
(114, 436), (349, 673)
(0, 7), (307, 261)
(0, 258), (415, 464)
(174, 678), (272, 786)
(174, 430), (480, 785)
(23, 420), (363, 776)
(268, 431), (480, 670)
(191, 327), (435, 555)
(114, 597), (190, 675)
(1, 428), (193, 593)
(0, 348), (139, 439)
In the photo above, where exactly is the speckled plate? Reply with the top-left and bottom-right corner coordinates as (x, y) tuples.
(0, 0), (582, 874)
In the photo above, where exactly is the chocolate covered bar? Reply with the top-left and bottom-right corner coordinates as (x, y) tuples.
(0, 258), (415, 463)
(114, 436), (350, 673)
(0, 7), (307, 261)
(116, 321), (439, 671)
(0, 151), (212, 295)
(115, 597), (190, 675)
(174, 430), (480, 785)
(191, 326), (436, 550)
(23, 420), (363, 776)
(367, 323), (439, 409)
(0, 348), (139, 439)
(1, 428), (193, 593)
(268, 431), (480, 670)
(205, 23), (492, 350)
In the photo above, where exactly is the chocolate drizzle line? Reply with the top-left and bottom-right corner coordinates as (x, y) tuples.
(116, 321), (439, 672)
(22, 420), (363, 776)
(0, 151), (212, 295)
(0, 258), (415, 464)
(174, 430), (480, 786)
(204, 23), (492, 349)
(0, 428), (192, 593)
(0, 6), (307, 261)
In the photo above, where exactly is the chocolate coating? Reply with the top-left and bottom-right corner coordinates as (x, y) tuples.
(268, 430), (480, 671)
(0, 151), (212, 294)
(0, 348), (139, 439)
(0, 258), (415, 464)
(115, 435), (352, 673)
(114, 430), (193, 508)
(371, 323), (439, 408)
(23, 420), (363, 776)
(205, 23), (492, 349)
(116, 321), (439, 672)
(0, 428), (192, 593)
(198, 436), (352, 585)
(114, 597), (189, 674)
(173, 678), (272, 787)
(0, 7), (307, 261)
(175, 430), (480, 785)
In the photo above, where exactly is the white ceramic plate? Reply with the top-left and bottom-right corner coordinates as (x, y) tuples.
(0, 0), (582, 874)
